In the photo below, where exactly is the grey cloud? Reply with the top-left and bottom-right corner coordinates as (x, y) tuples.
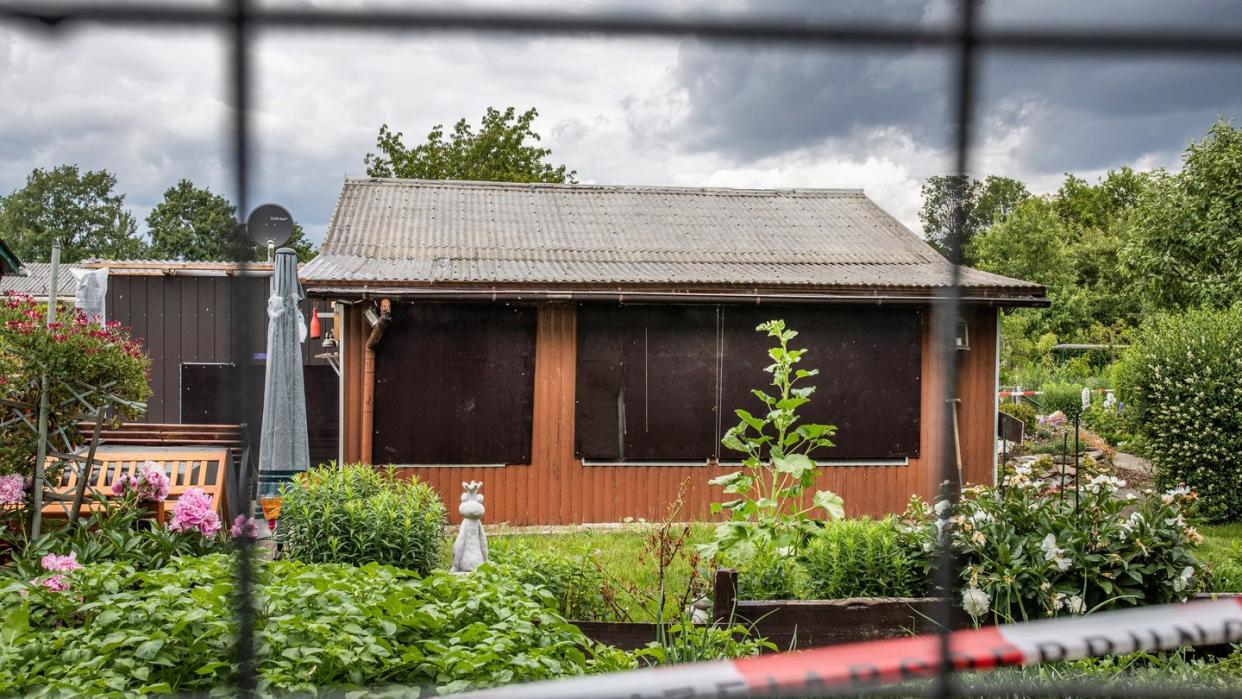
(663, 0), (1242, 175)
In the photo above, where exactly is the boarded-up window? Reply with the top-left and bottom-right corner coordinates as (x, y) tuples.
(575, 304), (921, 462)
(373, 303), (537, 465)
(576, 305), (719, 461)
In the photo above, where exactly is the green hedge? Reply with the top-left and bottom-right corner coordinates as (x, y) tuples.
(1117, 306), (1242, 520)
(0, 555), (597, 696)
(278, 464), (446, 574)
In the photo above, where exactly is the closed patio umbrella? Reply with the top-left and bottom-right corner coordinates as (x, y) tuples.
(257, 248), (309, 500)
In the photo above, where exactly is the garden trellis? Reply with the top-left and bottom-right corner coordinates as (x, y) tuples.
(1, 1), (1240, 697)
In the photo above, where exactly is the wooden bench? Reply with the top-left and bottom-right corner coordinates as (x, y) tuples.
(44, 448), (230, 524)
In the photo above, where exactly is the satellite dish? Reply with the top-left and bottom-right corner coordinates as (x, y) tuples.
(246, 203), (294, 248)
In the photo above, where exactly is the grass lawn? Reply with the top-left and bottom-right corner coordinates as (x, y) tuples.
(489, 524), (715, 621)
(1200, 523), (1242, 592)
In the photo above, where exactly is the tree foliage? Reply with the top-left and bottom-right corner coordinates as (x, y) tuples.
(918, 175), (1029, 262)
(146, 179), (315, 263)
(0, 166), (146, 263)
(1122, 119), (1242, 311)
(364, 106), (576, 184)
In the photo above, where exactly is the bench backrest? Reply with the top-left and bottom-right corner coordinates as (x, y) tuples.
(50, 448), (230, 517)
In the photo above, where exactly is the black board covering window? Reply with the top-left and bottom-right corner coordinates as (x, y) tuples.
(373, 303), (536, 465)
(576, 305), (720, 461)
(575, 304), (921, 462)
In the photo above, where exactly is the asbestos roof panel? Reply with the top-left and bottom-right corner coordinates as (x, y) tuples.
(300, 178), (1044, 293)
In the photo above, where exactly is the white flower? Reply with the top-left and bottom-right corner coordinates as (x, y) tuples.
(1052, 592), (1067, 611)
(934, 499), (951, 516)
(1174, 566), (1195, 593)
(971, 509), (993, 525)
(1086, 474), (1126, 494)
(962, 587), (991, 619)
(1053, 556), (1071, 572)
(1040, 533), (1060, 559)
(1066, 595), (1085, 615)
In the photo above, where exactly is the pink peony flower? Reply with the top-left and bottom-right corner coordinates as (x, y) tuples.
(230, 514), (258, 541)
(41, 551), (81, 572)
(38, 575), (69, 592)
(169, 488), (220, 536)
(136, 462), (169, 501)
(0, 473), (25, 504)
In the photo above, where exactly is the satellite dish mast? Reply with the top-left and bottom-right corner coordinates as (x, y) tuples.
(246, 203), (295, 262)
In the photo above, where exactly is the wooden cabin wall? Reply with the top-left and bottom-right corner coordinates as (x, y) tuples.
(342, 302), (998, 525)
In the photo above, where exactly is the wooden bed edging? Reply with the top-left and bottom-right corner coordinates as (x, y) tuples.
(571, 570), (1241, 652)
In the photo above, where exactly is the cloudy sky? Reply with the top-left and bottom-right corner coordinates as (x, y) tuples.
(2, 0), (1241, 244)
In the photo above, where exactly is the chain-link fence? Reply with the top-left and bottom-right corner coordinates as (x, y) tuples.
(2, 1), (1240, 697)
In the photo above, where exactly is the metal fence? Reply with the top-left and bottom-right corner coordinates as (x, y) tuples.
(1, 1), (1240, 697)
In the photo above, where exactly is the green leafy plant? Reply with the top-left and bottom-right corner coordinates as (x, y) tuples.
(277, 463), (447, 574)
(701, 320), (844, 589)
(799, 518), (921, 599)
(2, 498), (227, 580)
(1115, 305), (1242, 520)
(1039, 381), (1086, 419)
(898, 469), (1208, 625)
(489, 541), (615, 621)
(0, 554), (601, 696)
(998, 400), (1038, 432)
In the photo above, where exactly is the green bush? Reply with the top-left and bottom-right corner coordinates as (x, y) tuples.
(278, 464), (446, 574)
(999, 401), (1038, 434)
(1082, 401), (1132, 447)
(898, 472), (1207, 624)
(1116, 306), (1242, 520)
(799, 518), (920, 599)
(1039, 381), (1086, 418)
(0, 555), (598, 696)
(489, 541), (613, 620)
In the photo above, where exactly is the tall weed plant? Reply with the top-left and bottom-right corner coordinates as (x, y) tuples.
(278, 464), (446, 574)
(1116, 305), (1242, 520)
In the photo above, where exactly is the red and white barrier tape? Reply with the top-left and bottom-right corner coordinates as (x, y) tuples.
(998, 388), (1113, 397)
(458, 597), (1242, 698)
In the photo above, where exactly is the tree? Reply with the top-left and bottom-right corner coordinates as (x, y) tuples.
(364, 106), (577, 184)
(0, 165), (146, 263)
(146, 180), (316, 263)
(1122, 119), (1242, 311)
(918, 175), (1029, 262)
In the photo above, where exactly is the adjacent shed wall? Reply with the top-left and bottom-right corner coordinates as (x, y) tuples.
(339, 302), (997, 524)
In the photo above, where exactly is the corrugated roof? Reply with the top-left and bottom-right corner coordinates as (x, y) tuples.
(0, 262), (77, 297)
(300, 178), (1044, 298)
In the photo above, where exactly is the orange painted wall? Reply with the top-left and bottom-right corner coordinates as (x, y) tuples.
(342, 303), (998, 524)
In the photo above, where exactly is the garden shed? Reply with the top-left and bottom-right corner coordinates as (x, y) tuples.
(0, 238), (20, 279)
(300, 178), (1048, 524)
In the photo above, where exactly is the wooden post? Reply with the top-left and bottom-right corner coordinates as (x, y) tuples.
(712, 568), (738, 625)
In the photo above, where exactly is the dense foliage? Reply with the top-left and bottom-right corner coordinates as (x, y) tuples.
(898, 474), (1207, 624)
(950, 120), (1242, 383)
(918, 174), (1030, 261)
(489, 541), (613, 621)
(702, 320), (844, 599)
(365, 106), (577, 184)
(278, 464), (447, 574)
(146, 179), (316, 263)
(800, 518), (921, 599)
(2, 501), (228, 580)
(1116, 306), (1242, 520)
(0, 292), (151, 479)
(0, 555), (598, 696)
(0, 165), (145, 263)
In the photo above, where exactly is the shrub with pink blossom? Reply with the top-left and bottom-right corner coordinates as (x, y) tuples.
(41, 551), (82, 572)
(169, 487), (220, 536)
(230, 514), (258, 541)
(0, 290), (150, 479)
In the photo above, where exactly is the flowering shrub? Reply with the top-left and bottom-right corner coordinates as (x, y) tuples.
(109, 461), (170, 501)
(0, 291), (150, 479)
(1116, 305), (1242, 520)
(168, 487), (221, 536)
(897, 469), (1207, 624)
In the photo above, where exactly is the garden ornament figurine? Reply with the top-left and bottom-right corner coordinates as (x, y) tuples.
(451, 481), (488, 573)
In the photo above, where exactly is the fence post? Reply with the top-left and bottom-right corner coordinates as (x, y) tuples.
(712, 568), (737, 625)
